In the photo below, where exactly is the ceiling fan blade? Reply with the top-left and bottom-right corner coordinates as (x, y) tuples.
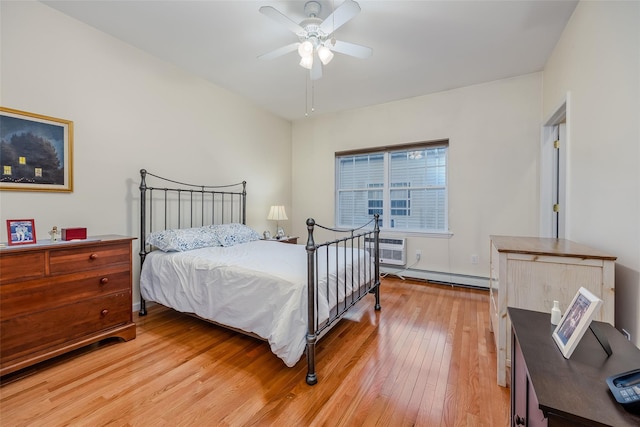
(310, 54), (323, 80)
(330, 40), (372, 59)
(319, 0), (361, 35)
(258, 43), (299, 60)
(259, 6), (305, 35)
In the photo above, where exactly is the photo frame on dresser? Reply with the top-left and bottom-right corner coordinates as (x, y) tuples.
(0, 107), (73, 192)
(6, 219), (37, 245)
(553, 287), (602, 358)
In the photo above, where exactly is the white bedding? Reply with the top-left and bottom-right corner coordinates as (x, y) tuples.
(140, 240), (374, 367)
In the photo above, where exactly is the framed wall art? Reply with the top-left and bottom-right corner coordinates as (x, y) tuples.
(0, 107), (73, 192)
(6, 219), (37, 245)
(552, 287), (602, 358)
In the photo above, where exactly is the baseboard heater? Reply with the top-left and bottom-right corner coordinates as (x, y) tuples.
(380, 267), (489, 289)
(365, 237), (406, 266)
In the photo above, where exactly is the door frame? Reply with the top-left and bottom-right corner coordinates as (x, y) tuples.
(540, 93), (570, 239)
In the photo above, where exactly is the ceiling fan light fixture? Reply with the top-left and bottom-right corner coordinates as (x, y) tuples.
(299, 55), (313, 69)
(259, 0), (371, 82)
(317, 45), (334, 65)
(298, 40), (314, 58)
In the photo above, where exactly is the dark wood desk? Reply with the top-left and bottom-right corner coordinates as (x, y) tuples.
(509, 307), (640, 426)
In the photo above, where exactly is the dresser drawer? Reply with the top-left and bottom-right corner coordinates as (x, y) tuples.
(0, 252), (45, 284)
(0, 266), (131, 320)
(1, 292), (131, 362)
(49, 242), (131, 274)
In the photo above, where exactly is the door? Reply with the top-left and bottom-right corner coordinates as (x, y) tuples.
(551, 123), (566, 239)
(540, 97), (568, 239)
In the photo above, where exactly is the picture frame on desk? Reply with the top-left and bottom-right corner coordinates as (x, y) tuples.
(6, 218), (36, 245)
(0, 107), (73, 192)
(553, 286), (602, 358)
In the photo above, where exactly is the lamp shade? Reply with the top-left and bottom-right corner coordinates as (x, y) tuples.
(267, 205), (288, 221)
(317, 45), (334, 65)
(298, 40), (314, 58)
(299, 55), (313, 70)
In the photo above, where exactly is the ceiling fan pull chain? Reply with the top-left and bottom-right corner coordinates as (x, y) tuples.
(304, 74), (315, 117)
(305, 75), (309, 117)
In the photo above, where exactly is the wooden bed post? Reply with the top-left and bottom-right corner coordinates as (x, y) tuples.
(305, 218), (318, 385)
(139, 169), (148, 316)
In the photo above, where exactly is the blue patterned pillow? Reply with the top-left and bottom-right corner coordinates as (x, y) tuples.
(147, 226), (221, 252)
(211, 223), (261, 247)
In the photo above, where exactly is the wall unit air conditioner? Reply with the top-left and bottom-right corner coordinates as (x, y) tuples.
(365, 237), (407, 266)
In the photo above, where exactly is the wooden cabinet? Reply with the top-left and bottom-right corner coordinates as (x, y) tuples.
(0, 235), (136, 376)
(490, 236), (616, 386)
(509, 308), (640, 426)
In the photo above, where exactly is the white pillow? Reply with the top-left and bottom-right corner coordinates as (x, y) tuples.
(211, 223), (261, 247)
(147, 226), (221, 252)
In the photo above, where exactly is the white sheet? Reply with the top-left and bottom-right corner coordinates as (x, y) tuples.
(140, 240), (374, 367)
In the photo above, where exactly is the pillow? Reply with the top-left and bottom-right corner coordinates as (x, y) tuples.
(211, 223), (261, 247)
(147, 226), (221, 252)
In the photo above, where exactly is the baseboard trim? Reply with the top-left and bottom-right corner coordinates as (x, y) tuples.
(380, 266), (489, 289)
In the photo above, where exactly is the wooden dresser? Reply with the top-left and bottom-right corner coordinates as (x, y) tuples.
(0, 235), (136, 376)
(489, 235), (616, 386)
(509, 308), (640, 426)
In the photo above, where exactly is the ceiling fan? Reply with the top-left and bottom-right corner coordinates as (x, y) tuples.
(258, 0), (373, 80)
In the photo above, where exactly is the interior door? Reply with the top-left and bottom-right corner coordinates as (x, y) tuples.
(551, 123), (566, 239)
(540, 98), (568, 239)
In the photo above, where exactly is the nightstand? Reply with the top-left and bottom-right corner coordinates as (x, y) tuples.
(265, 236), (298, 244)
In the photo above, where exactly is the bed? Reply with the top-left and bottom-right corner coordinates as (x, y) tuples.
(137, 169), (380, 385)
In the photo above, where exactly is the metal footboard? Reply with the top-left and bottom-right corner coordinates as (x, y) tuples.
(304, 214), (380, 385)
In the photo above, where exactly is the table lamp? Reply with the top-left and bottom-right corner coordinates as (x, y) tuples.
(267, 205), (288, 239)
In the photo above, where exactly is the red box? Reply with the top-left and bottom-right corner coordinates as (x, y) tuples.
(62, 227), (87, 241)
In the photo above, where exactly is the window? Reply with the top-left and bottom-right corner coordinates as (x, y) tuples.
(336, 142), (448, 233)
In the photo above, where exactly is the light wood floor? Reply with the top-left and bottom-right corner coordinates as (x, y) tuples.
(0, 278), (509, 426)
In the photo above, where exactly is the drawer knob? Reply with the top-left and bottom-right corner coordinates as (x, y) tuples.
(514, 415), (525, 425)
(101, 309), (109, 317)
(89, 253), (99, 260)
(100, 277), (109, 285)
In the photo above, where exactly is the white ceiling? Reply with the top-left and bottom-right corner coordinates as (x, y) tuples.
(41, 0), (578, 121)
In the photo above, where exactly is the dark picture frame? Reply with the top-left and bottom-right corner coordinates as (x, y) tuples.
(6, 219), (37, 245)
(552, 287), (602, 358)
(0, 107), (73, 192)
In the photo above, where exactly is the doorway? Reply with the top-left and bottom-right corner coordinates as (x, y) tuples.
(540, 96), (569, 239)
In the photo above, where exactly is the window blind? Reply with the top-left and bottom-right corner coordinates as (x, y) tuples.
(336, 143), (448, 233)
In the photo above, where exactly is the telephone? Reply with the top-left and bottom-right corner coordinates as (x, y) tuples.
(607, 368), (640, 412)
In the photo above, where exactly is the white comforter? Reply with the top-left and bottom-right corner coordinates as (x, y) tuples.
(140, 240), (373, 367)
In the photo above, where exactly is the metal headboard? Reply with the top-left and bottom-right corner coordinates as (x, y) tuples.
(138, 169), (246, 314)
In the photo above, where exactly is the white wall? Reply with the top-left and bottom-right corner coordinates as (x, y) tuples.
(4, 1), (636, 346)
(291, 73), (542, 281)
(0, 1), (292, 306)
(543, 1), (640, 346)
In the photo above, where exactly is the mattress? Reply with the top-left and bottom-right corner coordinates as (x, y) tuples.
(140, 239), (373, 367)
